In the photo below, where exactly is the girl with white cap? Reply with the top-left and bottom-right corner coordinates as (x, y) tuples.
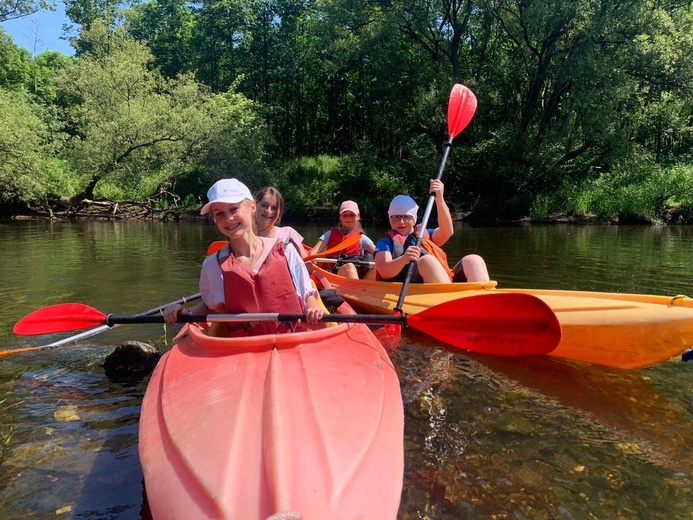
(163, 178), (326, 333)
(374, 179), (489, 283)
(311, 200), (377, 280)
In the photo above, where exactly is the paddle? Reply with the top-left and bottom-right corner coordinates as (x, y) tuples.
(2, 293), (202, 358)
(207, 241), (227, 256)
(312, 258), (374, 267)
(14, 293), (561, 356)
(207, 233), (361, 261)
(395, 84), (477, 312)
(303, 234), (362, 261)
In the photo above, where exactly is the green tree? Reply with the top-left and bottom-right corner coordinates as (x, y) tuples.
(125, 0), (196, 79)
(56, 26), (216, 200)
(0, 88), (48, 203)
(0, 27), (32, 88)
(0, 0), (53, 22)
(56, 25), (269, 202)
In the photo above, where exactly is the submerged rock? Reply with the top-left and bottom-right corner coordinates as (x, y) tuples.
(102, 341), (161, 382)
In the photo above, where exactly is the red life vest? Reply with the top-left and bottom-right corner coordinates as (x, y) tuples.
(376, 230), (454, 281)
(316, 227), (364, 272)
(219, 240), (303, 336)
(325, 227), (362, 256)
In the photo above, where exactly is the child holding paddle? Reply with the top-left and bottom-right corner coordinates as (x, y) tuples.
(312, 200), (377, 280)
(374, 179), (489, 283)
(163, 178), (326, 333)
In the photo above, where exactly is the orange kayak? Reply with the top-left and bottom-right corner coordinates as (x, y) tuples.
(312, 267), (693, 369)
(139, 304), (404, 519)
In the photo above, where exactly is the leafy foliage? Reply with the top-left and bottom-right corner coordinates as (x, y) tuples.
(54, 25), (267, 202)
(0, 87), (48, 203)
(0, 0), (692, 220)
(531, 162), (693, 223)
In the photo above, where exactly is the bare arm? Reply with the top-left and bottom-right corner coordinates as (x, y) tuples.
(312, 239), (326, 255)
(430, 179), (453, 246)
(374, 248), (422, 280)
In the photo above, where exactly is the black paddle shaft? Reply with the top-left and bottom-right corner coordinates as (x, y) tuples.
(104, 313), (408, 326)
(395, 137), (454, 312)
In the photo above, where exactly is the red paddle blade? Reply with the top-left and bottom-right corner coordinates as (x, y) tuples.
(448, 84), (477, 139)
(13, 303), (107, 335)
(407, 293), (562, 356)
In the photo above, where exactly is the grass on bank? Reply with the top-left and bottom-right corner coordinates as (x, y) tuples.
(531, 162), (693, 223)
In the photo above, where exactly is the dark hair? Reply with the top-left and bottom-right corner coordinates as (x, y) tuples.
(254, 186), (285, 226)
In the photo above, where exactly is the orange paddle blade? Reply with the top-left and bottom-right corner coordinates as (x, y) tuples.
(303, 233), (361, 262)
(13, 303), (107, 335)
(207, 241), (228, 256)
(407, 293), (561, 356)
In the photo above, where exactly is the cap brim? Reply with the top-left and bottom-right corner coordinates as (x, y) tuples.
(200, 196), (250, 215)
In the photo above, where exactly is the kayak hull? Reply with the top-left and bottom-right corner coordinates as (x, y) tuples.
(313, 268), (693, 369)
(139, 305), (404, 519)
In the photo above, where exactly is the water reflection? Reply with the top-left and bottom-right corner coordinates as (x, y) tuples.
(0, 220), (691, 518)
(393, 338), (692, 519)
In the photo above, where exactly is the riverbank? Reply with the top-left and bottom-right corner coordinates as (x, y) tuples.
(3, 199), (689, 225)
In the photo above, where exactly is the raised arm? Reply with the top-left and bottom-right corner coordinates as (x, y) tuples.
(429, 179), (453, 246)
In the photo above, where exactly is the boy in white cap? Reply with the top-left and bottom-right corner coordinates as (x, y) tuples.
(311, 200), (376, 280)
(163, 178), (327, 333)
(374, 179), (489, 283)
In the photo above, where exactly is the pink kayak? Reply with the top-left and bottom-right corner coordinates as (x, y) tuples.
(139, 303), (404, 520)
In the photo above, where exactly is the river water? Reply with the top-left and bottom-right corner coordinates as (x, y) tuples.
(0, 219), (691, 519)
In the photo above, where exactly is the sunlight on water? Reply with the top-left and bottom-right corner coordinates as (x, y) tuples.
(0, 219), (692, 519)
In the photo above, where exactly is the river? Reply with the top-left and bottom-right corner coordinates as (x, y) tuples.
(0, 219), (691, 519)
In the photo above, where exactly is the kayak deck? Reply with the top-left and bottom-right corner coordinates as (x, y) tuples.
(139, 309), (404, 519)
(313, 268), (693, 369)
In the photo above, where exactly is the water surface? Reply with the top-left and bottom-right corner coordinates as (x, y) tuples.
(1, 220), (691, 519)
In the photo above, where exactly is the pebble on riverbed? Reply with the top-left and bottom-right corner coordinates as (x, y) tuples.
(102, 341), (161, 382)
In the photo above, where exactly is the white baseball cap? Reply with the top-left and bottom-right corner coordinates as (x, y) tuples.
(388, 195), (419, 220)
(200, 179), (253, 215)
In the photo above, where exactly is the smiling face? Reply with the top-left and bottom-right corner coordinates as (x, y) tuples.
(210, 200), (256, 241)
(339, 211), (360, 232)
(256, 193), (280, 232)
(389, 214), (416, 236)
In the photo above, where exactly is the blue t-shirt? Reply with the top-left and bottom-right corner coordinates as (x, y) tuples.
(374, 228), (436, 256)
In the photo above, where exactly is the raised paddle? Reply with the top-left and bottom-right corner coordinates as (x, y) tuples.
(395, 84), (477, 313)
(206, 233), (361, 261)
(13, 293), (562, 356)
(1, 293), (202, 358)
